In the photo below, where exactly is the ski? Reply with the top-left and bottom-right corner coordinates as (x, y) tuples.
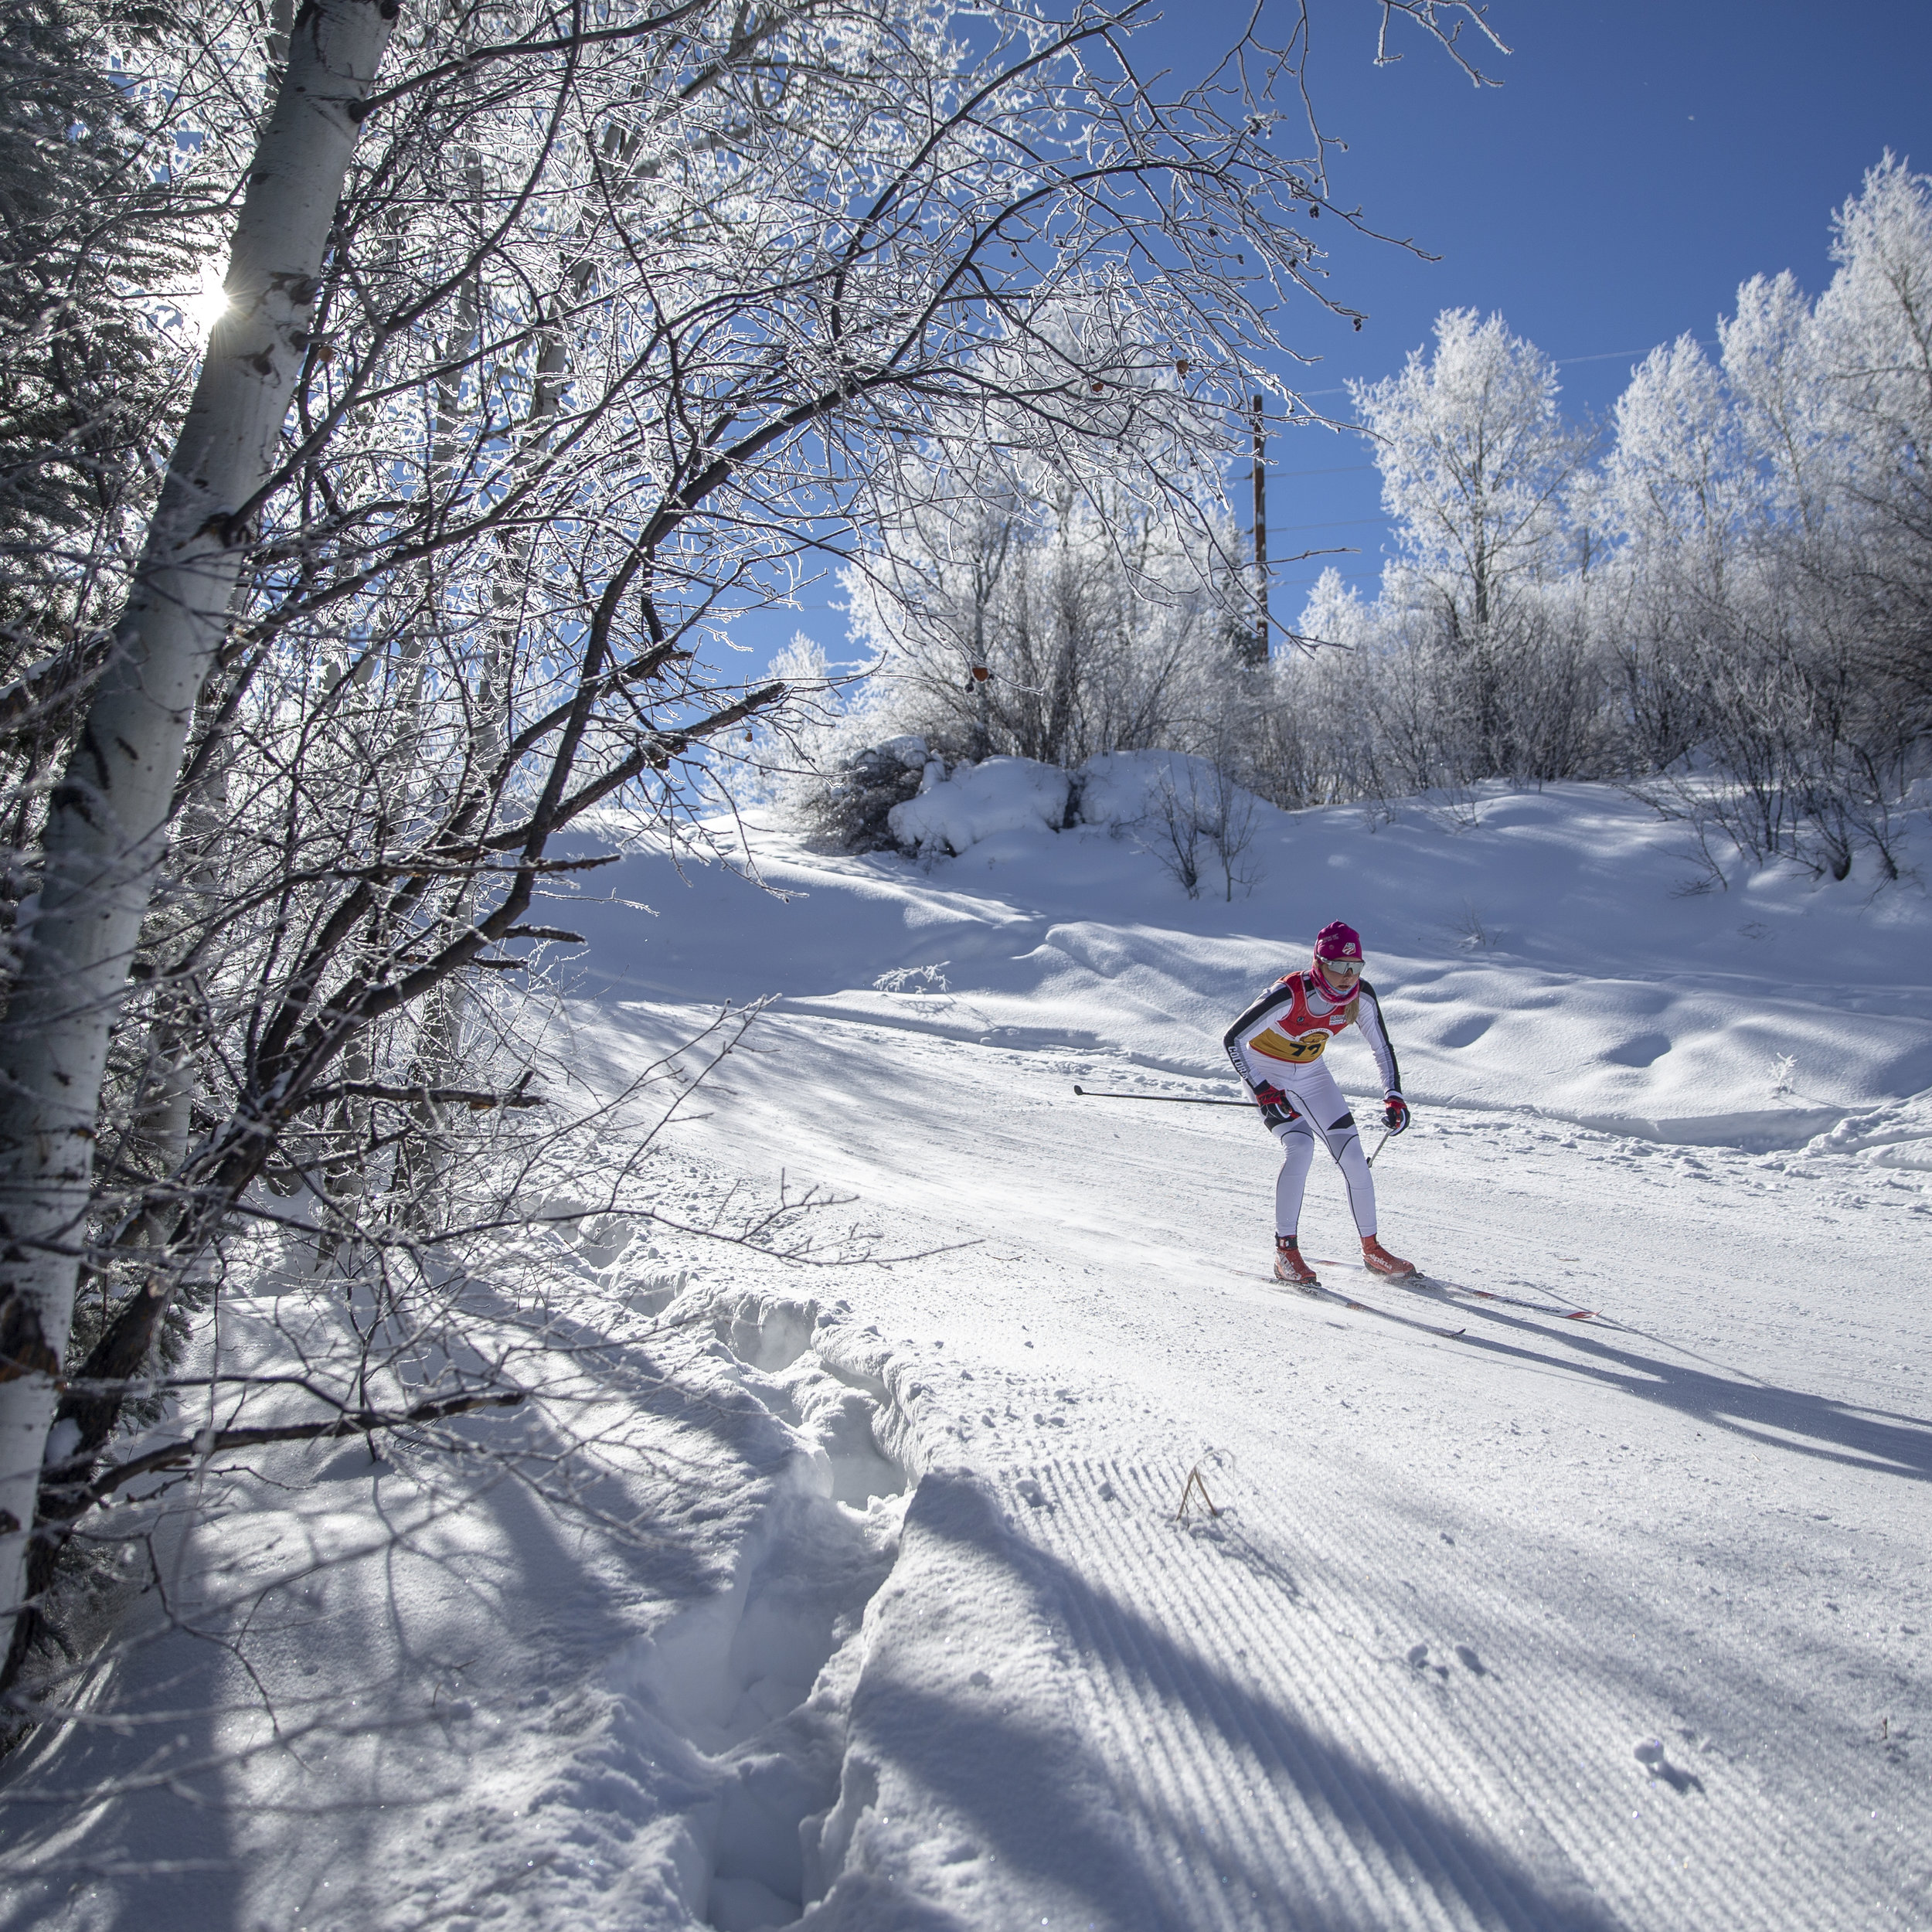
(1411, 1274), (1597, 1322)
(1305, 1257), (1597, 1322)
(1250, 1271), (1467, 1339)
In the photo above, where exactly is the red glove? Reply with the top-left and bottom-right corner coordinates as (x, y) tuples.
(1383, 1094), (1410, 1134)
(1253, 1083), (1288, 1107)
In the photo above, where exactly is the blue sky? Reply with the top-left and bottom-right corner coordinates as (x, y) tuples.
(733, 0), (1932, 672)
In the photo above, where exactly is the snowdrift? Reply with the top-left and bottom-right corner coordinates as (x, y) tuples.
(886, 754), (1073, 855)
(571, 770), (1932, 1149)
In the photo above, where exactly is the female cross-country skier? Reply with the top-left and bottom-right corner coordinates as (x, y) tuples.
(1223, 920), (1417, 1288)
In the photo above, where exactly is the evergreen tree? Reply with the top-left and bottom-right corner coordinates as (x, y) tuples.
(0, 0), (195, 683)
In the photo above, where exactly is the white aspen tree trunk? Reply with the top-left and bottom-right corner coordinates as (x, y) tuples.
(0, 0), (400, 1631)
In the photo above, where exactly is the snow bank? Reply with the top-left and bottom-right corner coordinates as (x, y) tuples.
(566, 779), (1932, 1140)
(1804, 1090), (1932, 1169)
(1073, 747), (1231, 828)
(886, 754), (1072, 855)
(0, 1272), (925, 1932)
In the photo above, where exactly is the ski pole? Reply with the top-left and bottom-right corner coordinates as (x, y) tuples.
(1366, 1130), (1391, 1167)
(1071, 1084), (1252, 1108)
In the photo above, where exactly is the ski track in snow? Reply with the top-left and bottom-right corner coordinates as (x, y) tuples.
(5, 783), (1930, 1930)
(0, 1270), (923, 1932)
(587, 1001), (1930, 1930)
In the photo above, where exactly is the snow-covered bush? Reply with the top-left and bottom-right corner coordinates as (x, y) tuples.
(886, 756), (1074, 857)
(1071, 748), (1202, 828)
(810, 736), (937, 853)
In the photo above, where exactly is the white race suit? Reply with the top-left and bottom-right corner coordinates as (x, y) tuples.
(1223, 969), (1403, 1241)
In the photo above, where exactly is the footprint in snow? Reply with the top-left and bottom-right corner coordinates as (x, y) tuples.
(1634, 1736), (1705, 1794)
(1454, 1643), (1488, 1676)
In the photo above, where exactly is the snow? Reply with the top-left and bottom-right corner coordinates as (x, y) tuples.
(597, 771), (1932, 1139)
(4, 777), (1930, 1930)
(1072, 748), (1226, 828)
(886, 754), (1073, 855)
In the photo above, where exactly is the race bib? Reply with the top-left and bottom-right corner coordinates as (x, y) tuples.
(1252, 1027), (1329, 1063)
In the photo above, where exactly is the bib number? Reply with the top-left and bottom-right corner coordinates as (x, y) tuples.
(1253, 1026), (1329, 1063)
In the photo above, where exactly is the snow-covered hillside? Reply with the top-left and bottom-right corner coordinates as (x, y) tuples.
(583, 770), (1932, 1141)
(5, 776), (1929, 1931)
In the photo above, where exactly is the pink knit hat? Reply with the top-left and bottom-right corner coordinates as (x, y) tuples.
(1313, 920), (1363, 963)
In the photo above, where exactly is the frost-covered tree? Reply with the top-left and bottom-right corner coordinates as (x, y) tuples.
(844, 468), (1243, 772)
(0, 0), (1498, 1697)
(1716, 270), (1832, 534)
(1594, 336), (1746, 770)
(1352, 308), (1590, 644)
(1281, 308), (1603, 789)
(1808, 154), (1932, 743)
(1603, 336), (1747, 575)
(1811, 155), (1932, 501)
(0, 0), (403, 1689)
(1614, 158), (1932, 873)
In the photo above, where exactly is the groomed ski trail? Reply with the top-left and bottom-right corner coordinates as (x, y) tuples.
(1250, 1270), (1469, 1338)
(1304, 1260), (1597, 1323)
(994, 1440), (1900, 1932)
(580, 999), (1932, 1930)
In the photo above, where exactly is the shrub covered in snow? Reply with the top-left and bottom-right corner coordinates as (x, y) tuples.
(799, 747), (1268, 898)
(805, 736), (936, 852)
(888, 756), (1074, 857)
(1074, 749), (1220, 828)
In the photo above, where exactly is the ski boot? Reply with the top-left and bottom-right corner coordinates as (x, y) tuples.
(1274, 1237), (1320, 1287)
(1361, 1236), (1417, 1281)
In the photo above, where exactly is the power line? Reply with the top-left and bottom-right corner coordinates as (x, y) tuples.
(1269, 516), (1385, 533)
(1264, 338), (1723, 417)
(1549, 336), (1718, 365)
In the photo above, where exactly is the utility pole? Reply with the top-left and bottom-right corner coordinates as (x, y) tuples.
(1247, 393), (1269, 665)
